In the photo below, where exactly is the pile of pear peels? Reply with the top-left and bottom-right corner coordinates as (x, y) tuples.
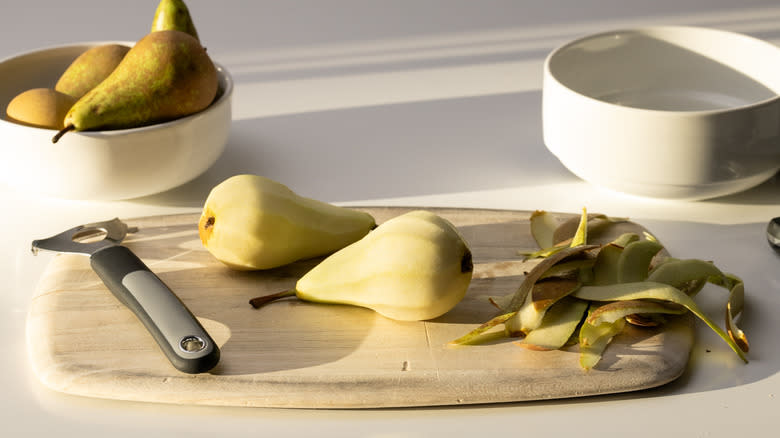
(450, 209), (750, 370)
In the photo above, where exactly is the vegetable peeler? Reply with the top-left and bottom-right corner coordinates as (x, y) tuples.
(31, 218), (220, 374)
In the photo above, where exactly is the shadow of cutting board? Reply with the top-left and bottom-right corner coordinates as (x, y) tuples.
(26, 207), (693, 408)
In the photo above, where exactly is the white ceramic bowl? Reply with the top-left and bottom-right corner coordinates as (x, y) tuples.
(0, 41), (232, 200)
(543, 26), (780, 200)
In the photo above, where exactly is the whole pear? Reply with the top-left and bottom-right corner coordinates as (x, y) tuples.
(55, 44), (130, 99)
(151, 0), (199, 41)
(5, 88), (77, 129)
(52, 30), (217, 143)
(250, 210), (474, 321)
(199, 174), (377, 270)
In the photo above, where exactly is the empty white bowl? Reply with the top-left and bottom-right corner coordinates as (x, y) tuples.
(0, 41), (232, 201)
(543, 26), (780, 200)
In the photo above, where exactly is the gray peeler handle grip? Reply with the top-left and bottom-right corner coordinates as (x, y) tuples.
(90, 245), (220, 374)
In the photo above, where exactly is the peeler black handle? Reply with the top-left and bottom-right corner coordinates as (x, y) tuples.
(90, 245), (220, 374)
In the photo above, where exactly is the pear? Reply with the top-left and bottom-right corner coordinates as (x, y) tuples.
(55, 44), (130, 99)
(151, 0), (200, 41)
(199, 174), (377, 270)
(52, 30), (217, 143)
(5, 88), (77, 129)
(250, 210), (474, 321)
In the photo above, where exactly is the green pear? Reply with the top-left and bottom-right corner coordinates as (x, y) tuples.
(52, 30), (217, 143)
(55, 44), (130, 99)
(5, 88), (77, 129)
(199, 174), (377, 270)
(250, 210), (474, 321)
(151, 0), (199, 41)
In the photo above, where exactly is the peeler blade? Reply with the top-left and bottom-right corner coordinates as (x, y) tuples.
(31, 218), (135, 256)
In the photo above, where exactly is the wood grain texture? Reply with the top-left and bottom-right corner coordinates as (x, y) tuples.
(26, 207), (693, 408)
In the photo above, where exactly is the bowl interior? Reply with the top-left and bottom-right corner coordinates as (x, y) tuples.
(547, 27), (780, 111)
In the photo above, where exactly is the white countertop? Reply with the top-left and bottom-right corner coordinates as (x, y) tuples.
(1, 1), (778, 436)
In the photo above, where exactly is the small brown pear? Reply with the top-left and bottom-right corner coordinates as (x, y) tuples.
(5, 88), (77, 129)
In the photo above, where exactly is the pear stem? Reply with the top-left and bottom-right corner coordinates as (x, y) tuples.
(52, 124), (74, 143)
(249, 289), (297, 309)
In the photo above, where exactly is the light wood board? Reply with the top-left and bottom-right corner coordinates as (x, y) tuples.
(26, 207), (693, 408)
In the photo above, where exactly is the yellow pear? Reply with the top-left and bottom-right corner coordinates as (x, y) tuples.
(199, 174), (376, 270)
(250, 210), (474, 321)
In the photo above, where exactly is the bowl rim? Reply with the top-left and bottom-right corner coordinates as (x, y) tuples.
(0, 40), (136, 63)
(0, 40), (233, 137)
(543, 25), (780, 116)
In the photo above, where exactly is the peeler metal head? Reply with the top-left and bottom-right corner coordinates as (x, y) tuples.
(31, 218), (138, 256)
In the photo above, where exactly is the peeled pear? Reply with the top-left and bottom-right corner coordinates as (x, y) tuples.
(52, 30), (217, 143)
(250, 210), (474, 321)
(199, 174), (377, 270)
(151, 0), (199, 41)
(5, 88), (77, 129)
(55, 44), (130, 99)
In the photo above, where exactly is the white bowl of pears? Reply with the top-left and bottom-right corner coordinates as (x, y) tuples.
(0, 0), (232, 200)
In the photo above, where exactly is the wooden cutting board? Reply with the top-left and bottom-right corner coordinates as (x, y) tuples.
(26, 207), (693, 408)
